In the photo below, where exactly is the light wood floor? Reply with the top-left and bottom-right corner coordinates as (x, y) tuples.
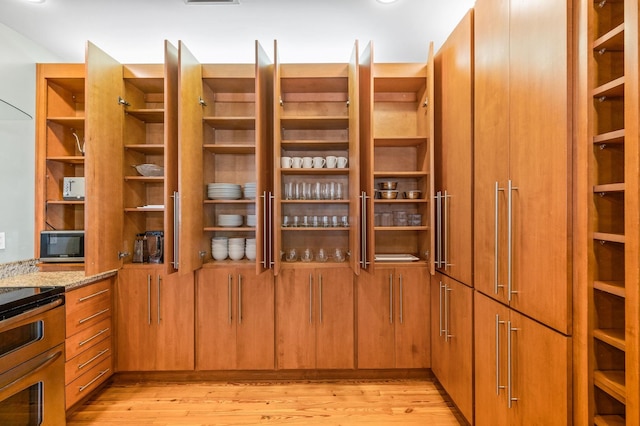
(67, 379), (465, 425)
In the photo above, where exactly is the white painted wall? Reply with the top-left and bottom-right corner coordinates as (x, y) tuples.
(0, 23), (61, 263)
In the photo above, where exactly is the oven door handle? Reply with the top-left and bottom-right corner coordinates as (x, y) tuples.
(0, 348), (63, 393)
(0, 297), (63, 331)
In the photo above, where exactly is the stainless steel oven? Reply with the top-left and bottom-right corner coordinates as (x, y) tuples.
(0, 287), (66, 426)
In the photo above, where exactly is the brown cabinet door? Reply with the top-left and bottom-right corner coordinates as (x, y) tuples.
(276, 268), (316, 369)
(394, 267), (430, 369)
(235, 268), (274, 370)
(430, 273), (447, 380)
(356, 268), (395, 369)
(315, 268), (354, 369)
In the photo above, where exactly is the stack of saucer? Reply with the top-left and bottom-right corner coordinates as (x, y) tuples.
(246, 214), (257, 227)
(245, 238), (256, 260)
(211, 237), (228, 261)
(207, 183), (242, 200)
(228, 237), (245, 260)
(217, 214), (243, 227)
(243, 182), (257, 199)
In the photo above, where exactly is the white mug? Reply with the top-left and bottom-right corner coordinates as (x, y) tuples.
(281, 156), (293, 168)
(302, 157), (313, 168)
(292, 157), (303, 168)
(337, 156), (348, 168)
(326, 156), (338, 168)
(312, 157), (326, 168)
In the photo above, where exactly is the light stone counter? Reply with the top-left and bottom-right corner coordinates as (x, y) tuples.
(0, 260), (117, 291)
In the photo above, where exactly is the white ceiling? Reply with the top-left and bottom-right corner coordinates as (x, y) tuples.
(0, 0), (475, 64)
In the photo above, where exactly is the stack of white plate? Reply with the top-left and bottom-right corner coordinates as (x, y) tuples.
(243, 182), (257, 199)
(211, 237), (228, 261)
(207, 183), (242, 200)
(217, 214), (243, 227)
(246, 214), (257, 227)
(245, 238), (256, 260)
(228, 237), (245, 260)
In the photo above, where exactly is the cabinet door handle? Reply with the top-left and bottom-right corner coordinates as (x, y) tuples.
(507, 320), (520, 407)
(261, 191), (268, 269)
(147, 274), (151, 325)
(172, 191), (180, 270)
(508, 180), (518, 301)
(496, 314), (506, 395)
(78, 348), (110, 370)
(157, 275), (162, 325)
(309, 274), (313, 324)
(269, 192), (275, 267)
(435, 191), (442, 267)
(319, 274), (323, 324)
(399, 274), (404, 325)
(439, 281), (445, 337)
(228, 274), (233, 324)
(444, 190), (451, 270)
(444, 284), (451, 341)
(495, 182), (505, 294)
(389, 274), (394, 324)
(360, 192), (369, 268)
(78, 368), (110, 393)
(78, 308), (109, 325)
(78, 288), (109, 303)
(238, 274), (243, 325)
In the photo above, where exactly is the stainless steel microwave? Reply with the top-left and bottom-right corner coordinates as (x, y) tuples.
(39, 230), (85, 263)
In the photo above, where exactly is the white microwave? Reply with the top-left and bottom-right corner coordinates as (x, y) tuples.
(63, 177), (85, 201)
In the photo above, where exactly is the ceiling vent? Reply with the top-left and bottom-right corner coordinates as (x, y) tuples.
(185, 0), (240, 4)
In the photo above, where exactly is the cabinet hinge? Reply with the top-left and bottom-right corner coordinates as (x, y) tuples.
(198, 97), (207, 107)
(423, 97), (429, 108)
(118, 96), (130, 107)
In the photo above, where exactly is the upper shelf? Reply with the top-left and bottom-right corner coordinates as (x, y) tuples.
(280, 116), (348, 130)
(125, 108), (164, 123)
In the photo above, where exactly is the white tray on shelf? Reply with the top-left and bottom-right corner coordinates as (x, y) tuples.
(374, 253), (420, 262)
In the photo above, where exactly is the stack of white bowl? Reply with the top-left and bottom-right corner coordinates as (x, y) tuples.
(246, 214), (257, 227)
(243, 182), (257, 199)
(245, 238), (256, 260)
(228, 237), (245, 260)
(211, 237), (228, 261)
(207, 183), (242, 200)
(217, 214), (243, 227)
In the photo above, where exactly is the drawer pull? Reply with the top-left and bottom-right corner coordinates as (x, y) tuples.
(78, 308), (110, 325)
(78, 288), (109, 302)
(78, 368), (110, 393)
(78, 348), (110, 370)
(79, 327), (110, 347)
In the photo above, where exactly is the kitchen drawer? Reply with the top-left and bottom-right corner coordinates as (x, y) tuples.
(65, 316), (111, 360)
(66, 280), (112, 337)
(65, 355), (112, 409)
(65, 338), (111, 385)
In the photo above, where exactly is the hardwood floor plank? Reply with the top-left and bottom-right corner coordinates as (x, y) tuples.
(67, 379), (465, 425)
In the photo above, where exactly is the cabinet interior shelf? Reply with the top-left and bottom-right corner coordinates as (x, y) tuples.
(593, 23), (625, 52)
(593, 183), (625, 193)
(204, 227), (255, 232)
(593, 328), (625, 352)
(594, 280), (626, 298)
(125, 108), (164, 123)
(280, 168), (349, 175)
(281, 200), (349, 205)
(592, 76), (625, 99)
(281, 140), (349, 151)
(374, 199), (429, 204)
(374, 137), (428, 147)
(203, 117), (255, 130)
(47, 200), (84, 205)
(375, 226), (429, 231)
(125, 207), (164, 212)
(594, 414), (626, 426)
(593, 370), (626, 404)
(203, 144), (255, 154)
(281, 227), (350, 232)
(280, 116), (348, 130)
(204, 199), (255, 205)
(593, 129), (625, 144)
(124, 176), (164, 183)
(47, 117), (84, 128)
(125, 144), (164, 154)
(46, 156), (85, 164)
(593, 232), (625, 244)
(374, 171), (429, 178)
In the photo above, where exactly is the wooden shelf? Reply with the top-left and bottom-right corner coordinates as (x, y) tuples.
(593, 23), (625, 52)
(280, 116), (349, 130)
(374, 137), (428, 147)
(281, 140), (349, 151)
(124, 176), (164, 183)
(281, 199), (349, 205)
(47, 117), (84, 128)
(593, 183), (625, 193)
(47, 200), (84, 205)
(203, 117), (255, 130)
(374, 171), (429, 178)
(281, 227), (350, 232)
(592, 76), (625, 99)
(594, 370), (626, 404)
(204, 199), (255, 205)
(594, 280), (626, 298)
(374, 198), (429, 204)
(124, 207), (164, 213)
(593, 328), (625, 351)
(594, 415), (626, 426)
(125, 144), (164, 155)
(280, 168), (349, 175)
(204, 227), (255, 232)
(593, 232), (625, 244)
(46, 155), (85, 164)
(203, 144), (255, 154)
(376, 226), (429, 231)
(125, 108), (164, 123)
(593, 129), (625, 144)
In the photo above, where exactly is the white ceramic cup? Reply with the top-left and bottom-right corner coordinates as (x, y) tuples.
(281, 156), (293, 168)
(312, 157), (325, 168)
(302, 157), (313, 168)
(326, 156), (338, 168)
(292, 157), (303, 168)
(337, 156), (348, 168)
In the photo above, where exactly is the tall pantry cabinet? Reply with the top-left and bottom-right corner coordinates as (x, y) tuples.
(474, 0), (573, 424)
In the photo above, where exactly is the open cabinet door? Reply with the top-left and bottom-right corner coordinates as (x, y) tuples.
(177, 41), (204, 274)
(164, 40), (179, 273)
(85, 41), (123, 275)
(348, 40), (361, 274)
(427, 41), (436, 276)
(272, 40), (282, 276)
(358, 41), (374, 272)
(255, 40), (274, 274)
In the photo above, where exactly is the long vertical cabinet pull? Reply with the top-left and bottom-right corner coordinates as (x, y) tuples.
(435, 191), (443, 268)
(172, 191), (179, 270)
(309, 274), (313, 324)
(360, 192), (369, 268)
(228, 274), (233, 324)
(318, 274), (323, 324)
(147, 274), (151, 325)
(389, 274), (394, 324)
(261, 191), (268, 269)
(495, 314), (506, 395)
(494, 182), (505, 294)
(443, 190), (451, 270)
(445, 284), (452, 341)
(238, 274), (242, 324)
(399, 275), (404, 324)
(269, 193), (275, 267)
(157, 275), (161, 324)
(507, 320), (519, 408)
(439, 281), (445, 336)
(507, 180), (518, 301)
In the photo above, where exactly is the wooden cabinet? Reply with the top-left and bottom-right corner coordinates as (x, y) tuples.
(357, 266), (429, 369)
(430, 272), (472, 422)
(196, 266), (274, 370)
(35, 64), (86, 266)
(474, 0), (572, 334)
(276, 266), (354, 369)
(64, 278), (113, 409)
(115, 267), (194, 371)
(273, 42), (360, 275)
(474, 292), (570, 425)
(358, 42), (435, 272)
(433, 9), (473, 286)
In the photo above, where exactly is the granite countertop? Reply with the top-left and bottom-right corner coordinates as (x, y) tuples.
(0, 269), (118, 291)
